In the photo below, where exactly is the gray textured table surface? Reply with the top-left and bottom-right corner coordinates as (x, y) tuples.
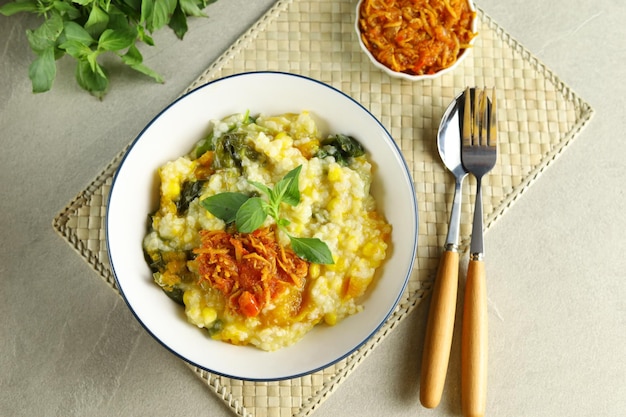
(2, 1), (625, 416)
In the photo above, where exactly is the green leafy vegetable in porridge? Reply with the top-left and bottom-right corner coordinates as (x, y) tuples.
(176, 180), (207, 215)
(316, 133), (366, 166)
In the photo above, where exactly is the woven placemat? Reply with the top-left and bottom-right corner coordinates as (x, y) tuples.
(53, 1), (593, 416)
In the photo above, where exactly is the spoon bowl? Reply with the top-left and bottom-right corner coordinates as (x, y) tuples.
(438, 93), (468, 186)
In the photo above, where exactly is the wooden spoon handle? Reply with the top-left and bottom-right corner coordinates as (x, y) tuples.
(461, 259), (488, 417)
(420, 249), (459, 408)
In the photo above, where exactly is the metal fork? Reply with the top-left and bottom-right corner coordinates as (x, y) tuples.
(460, 87), (497, 417)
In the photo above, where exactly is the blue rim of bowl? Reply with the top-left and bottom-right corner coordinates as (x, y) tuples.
(106, 71), (419, 381)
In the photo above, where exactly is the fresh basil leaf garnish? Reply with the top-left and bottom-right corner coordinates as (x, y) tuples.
(247, 180), (272, 197)
(273, 165), (301, 207)
(235, 197), (267, 233)
(200, 192), (249, 224)
(199, 164), (333, 264)
(289, 236), (334, 265)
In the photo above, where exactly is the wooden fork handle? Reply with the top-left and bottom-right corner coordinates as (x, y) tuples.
(461, 259), (488, 417)
(420, 249), (459, 408)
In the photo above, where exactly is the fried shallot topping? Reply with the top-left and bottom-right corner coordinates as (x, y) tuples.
(193, 227), (309, 317)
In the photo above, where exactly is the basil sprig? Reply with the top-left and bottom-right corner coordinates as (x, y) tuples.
(200, 165), (334, 265)
(0, 0), (217, 98)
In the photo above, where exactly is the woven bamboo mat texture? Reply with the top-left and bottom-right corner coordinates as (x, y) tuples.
(53, 0), (593, 416)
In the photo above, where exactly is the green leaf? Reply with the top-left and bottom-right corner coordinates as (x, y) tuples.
(136, 25), (155, 46)
(140, 0), (154, 29)
(247, 165), (302, 225)
(0, 1), (39, 16)
(86, 52), (105, 77)
(127, 61), (164, 83)
(120, 43), (141, 65)
(28, 47), (56, 93)
(73, 0), (94, 5)
(120, 0), (142, 12)
(317, 134), (366, 166)
(179, 0), (207, 17)
(167, 3), (188, 39)
(26, 30), (49, 54)
(248, 180), (272, 198)
(121, 45), (164, 83)
(75, 58), (108, 98)
(289, 236), (334, 265)
(235, 197), (267, 233)
(26, 12), (64, 53)
(59, 39), (92, 59)
(62, 21), (95, 45)
(277, 218), (291, 228)
(176, 180), (206, 214)
(98, 28), (136, 51)
(84, 4), (109, 37)
(106, 6), (135, 31)
(100, 0), (112, 11)
(151, 0), (177, 31)
(52, 1), (80, 19)
(273, 165), (301, 207)
(192, 132), (215, 158)
(200, 192), (250, 224)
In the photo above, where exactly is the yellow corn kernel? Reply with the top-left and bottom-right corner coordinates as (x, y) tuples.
(308, 263), (321, 279)
(295, 139), (320, 159)
(368, 258), (382, 269)
(163, 181), (181, 200)
(188, 306), (201, 320)
(324, 312), (337, 326)
(327, 165), (342, 182)
(159, 199), (177, 216)
(327, 197), (342, 214)
(183, 289), (193, 306)
(326, 256), (346, 272)
(201, 307), (217, 324)
(362, 241), (379, 257)
(289, 221), (304, 235)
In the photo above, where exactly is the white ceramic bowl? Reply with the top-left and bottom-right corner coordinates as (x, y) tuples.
(107, 71), (418, 381)
(355, 0), (477, 81)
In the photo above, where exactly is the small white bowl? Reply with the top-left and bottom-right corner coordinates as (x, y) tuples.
(355, 0), (477, 81)
(106, 71), (418, 380)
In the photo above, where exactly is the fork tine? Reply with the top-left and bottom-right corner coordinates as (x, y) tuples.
(489, 87), (497, 148)
(475, 88), (489, 146)
(462, 87), (496, 148)
(472, 89), (479, 146)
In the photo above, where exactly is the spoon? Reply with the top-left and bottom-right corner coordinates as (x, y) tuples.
(420, 91), (468, 409)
